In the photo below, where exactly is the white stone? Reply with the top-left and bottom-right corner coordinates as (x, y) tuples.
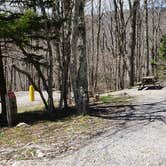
(16, 122), (30, 127)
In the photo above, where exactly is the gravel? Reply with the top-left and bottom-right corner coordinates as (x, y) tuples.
(0, 91), (60, 113)
(3, 87), (166, 166)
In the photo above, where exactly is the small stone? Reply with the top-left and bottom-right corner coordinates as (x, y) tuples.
(36, 150), (45, 158)
(16, 122), (30, 127)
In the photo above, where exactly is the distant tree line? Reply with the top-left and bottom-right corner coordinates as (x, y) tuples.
(87, 0), (165, 92)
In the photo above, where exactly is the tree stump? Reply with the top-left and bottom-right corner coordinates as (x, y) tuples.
(5, 91), (17, 127)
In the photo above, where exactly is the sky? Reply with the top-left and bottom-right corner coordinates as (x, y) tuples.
(85, 0), (132, 15)
(85, 0), (166, 14)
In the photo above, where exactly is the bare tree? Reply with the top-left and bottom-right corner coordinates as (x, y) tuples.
(94, 0), (102, 92)
(128, 0), (140, 87)
(0, 42), (7, 124)
(71, 0), (89, 114)
(144, 0), (150, 76)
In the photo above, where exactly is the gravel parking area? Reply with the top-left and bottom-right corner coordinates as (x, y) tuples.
(10, 87), (166, 166)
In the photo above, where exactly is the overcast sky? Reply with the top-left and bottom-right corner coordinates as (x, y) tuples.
(85, 0), (131, 15)
(85, 0), (166, 14)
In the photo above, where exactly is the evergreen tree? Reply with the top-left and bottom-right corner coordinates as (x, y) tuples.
(159, 35), (166, 61)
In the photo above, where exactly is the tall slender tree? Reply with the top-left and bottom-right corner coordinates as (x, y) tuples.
(128, 0), (140, 87)
(145, 0), (150, 76)
(71, 0), (89, 114)
(0, 42), (7, 124)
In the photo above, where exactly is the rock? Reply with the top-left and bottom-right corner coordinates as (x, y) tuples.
(16, 122), (30, 127)
(120, 92), (128, 96)
(36, 150), (45, 158)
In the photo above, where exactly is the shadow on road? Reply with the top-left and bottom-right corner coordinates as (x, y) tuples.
(0, 108), (76, 127)
(89, 100), (166, 124)
(16, 107), (77, 125)
(1, 100), (166, 127)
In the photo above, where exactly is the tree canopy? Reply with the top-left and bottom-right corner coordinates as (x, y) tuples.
(0, 10), (40, 42)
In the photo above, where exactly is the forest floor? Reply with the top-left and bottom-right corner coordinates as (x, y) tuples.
(1, 87), (166, 166)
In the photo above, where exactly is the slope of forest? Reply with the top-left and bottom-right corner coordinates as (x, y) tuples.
(1, 0), (166, 165)
(0, 0), (166, 125)
(86, 6), (166, 92)
(3, 4), (166, 93)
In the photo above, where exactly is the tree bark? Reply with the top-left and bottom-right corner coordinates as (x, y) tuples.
(94, 0), (102, 92)
(145, 0), (150, 76)
(71, 0), (89, 114)
(128, 0), (140, 87)
(90, 0), (95, 95)
(0, 42), (7, 125)
(47, 40), (55, 112)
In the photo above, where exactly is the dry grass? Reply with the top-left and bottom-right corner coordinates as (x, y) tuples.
(0, 114), (112, 147)
(0, 94), (130, 161)
(0, 114), (118, 161)
(18, 105), (44, 113)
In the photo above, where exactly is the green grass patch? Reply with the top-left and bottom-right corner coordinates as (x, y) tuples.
(157, 65), (166, 82)
(18, 104), (44, 113)
(18, 101), (59, 113)
(100, 95), (131, 104)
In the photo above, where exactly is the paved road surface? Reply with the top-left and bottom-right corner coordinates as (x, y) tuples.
(11, 87), (166, 166)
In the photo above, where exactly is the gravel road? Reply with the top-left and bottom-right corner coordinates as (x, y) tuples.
(15, 91), (60, 108)
(0, 91), (60, 112)
(5, 88), (166, 166)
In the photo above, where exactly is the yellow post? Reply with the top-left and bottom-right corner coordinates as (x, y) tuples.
(29, 85), (35, 101)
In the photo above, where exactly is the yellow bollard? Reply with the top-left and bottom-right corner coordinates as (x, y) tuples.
(29, 85), (35, 102)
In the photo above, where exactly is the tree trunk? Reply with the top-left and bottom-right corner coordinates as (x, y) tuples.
(0, 42), (7, 125)
(90, 0), (95, 95)
(94, 0), (102, 92)
(128, 0), (140, 87)
(47, 40), (55, 112)
(145, 0), (150, 76)
(71, 0), (89, 114)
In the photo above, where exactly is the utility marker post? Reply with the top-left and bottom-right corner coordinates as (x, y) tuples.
(29, 85), (35, 102)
